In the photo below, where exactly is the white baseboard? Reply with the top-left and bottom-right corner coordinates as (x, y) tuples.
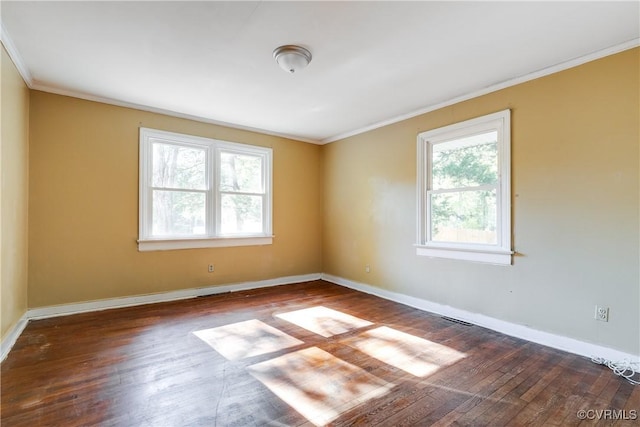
(27, 273), (322, 320)
(1, 314), (29, 362)
(321, 273), (639, 364)
(1, 273), (321, 361)
(4, 272), (637, 365)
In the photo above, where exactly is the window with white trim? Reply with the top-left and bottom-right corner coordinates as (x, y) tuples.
(416, 110), (512, 265)
(138, 128), (272, 251)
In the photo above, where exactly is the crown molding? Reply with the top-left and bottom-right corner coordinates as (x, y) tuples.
(321, 38), (640, 144)
(0, 20), (319, 145)
(29, 82), (321, 144)
(0, 19), (33, 87)
(2, 13), (637, 147)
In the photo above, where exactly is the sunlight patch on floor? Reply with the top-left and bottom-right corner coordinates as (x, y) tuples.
(193, 319), (303, 360)
(247, 346), (393, 426)
(276, 306), (373, 338)
(342, 326), (466, 377)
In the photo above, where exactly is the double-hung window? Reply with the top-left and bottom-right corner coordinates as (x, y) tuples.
(138, 128), (272, 251)
(416, 110), (512, 265)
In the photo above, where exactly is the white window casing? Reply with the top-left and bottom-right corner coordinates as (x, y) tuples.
(138, 128), (273, 251)
(416, 110), (512, 265)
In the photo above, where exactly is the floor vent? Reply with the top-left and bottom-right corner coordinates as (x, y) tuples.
(197, 291), (231, 298)
(442, 316), (474, 327)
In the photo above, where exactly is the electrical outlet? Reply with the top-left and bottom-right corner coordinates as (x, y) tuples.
(594, 305), (609, 322)
(208, 264), (214, 273)
(365, 264), (370, 273)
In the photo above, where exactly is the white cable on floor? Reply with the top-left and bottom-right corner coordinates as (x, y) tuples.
(591, 357), (640, 385)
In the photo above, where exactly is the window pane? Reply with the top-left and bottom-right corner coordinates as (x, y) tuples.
(220, 194), (263, 234)
(430, 189), (497, 244)
(432, 131), (497, 190)
(220, 152), (263, 193)
(152, 190), (206, 236)
(152, 143), (206, 190)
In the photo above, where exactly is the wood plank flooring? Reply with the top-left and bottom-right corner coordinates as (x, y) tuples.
(1, 280), (638, 426)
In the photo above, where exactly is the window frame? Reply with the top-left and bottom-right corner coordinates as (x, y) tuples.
(416, 110), (512, 265)
(138, 128), (273, 252)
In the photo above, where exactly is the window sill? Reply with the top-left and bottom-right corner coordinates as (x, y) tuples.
(138, 236), (273, 252)
(415, 244), (512, 265)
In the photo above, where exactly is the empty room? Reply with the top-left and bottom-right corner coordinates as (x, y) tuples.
(1, 1), (639, 426)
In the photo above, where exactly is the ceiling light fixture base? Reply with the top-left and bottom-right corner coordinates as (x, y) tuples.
(273, 45), (312, 74)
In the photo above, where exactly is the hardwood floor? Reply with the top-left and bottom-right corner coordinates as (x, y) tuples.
(1, 280), (638, 426)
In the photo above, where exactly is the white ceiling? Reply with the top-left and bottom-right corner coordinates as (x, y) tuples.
(1, 1), (638, 144)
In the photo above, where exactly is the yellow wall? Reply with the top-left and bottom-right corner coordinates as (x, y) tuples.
(0, 46), (29, 339)
(323, 48), (639, 355)
(13, 45), (640, 356)
(28, 92), (322, 307)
